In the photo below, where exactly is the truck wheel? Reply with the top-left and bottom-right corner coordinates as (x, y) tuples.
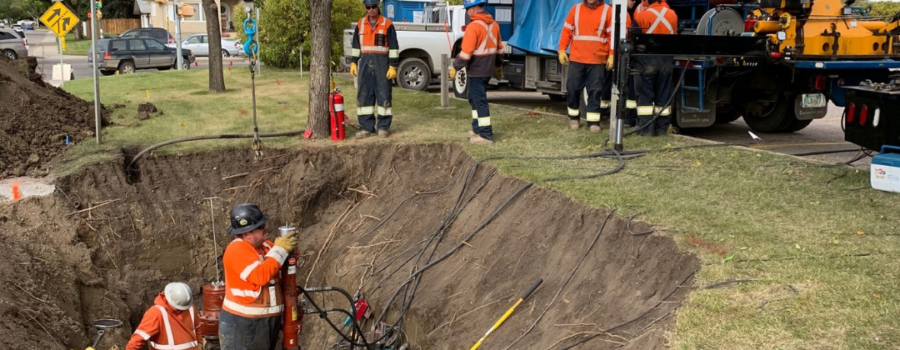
(397, 58), (431, 91)
(118, 61), (136, 74)
(742, 94), (794, 133)
(715, 105), (742, 124)
(453, 67), (468, 99)
(785, 118), (813, 132)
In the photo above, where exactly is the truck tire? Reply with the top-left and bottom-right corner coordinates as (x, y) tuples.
(742, 94), (794, 133)
(453, 67), (468, 99)
(715, 105), (742, 124)
(785, 118), (813, 132)
(397, 58), (431, 91)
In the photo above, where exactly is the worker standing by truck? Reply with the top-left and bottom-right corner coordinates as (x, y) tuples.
(558, 0), (619, 133)
(633, 0), (677, 136)
(349, 0), (400, 139)
(450, 0), (503, 145)
(218, 203), (299, 350)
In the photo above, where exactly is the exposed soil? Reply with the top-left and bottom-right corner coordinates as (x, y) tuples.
(0, 144), (698, 350)
(0, 57), (108, 178)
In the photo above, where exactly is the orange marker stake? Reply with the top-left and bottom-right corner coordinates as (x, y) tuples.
(12, 183), (21, 201)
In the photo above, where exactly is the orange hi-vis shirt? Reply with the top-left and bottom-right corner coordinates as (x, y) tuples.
(559, 2), (630, 64)
(222, 238), (289, 318)
(635, 2), (678, 34)
(634, 0), (668, 15)
(453, 12), (503, 78)
(126, 293), (200, 350)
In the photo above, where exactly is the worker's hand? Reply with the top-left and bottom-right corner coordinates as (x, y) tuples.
(386, 66), (397, 80)
(493, 67), (504, 80)
(607, 54), (614, 70)
(85, 347), (96, 350)
(449, 67), (456, 79)
(274, 231), (298, 251)
(558, 50), (569, 66)
(350, 63), (358, 77)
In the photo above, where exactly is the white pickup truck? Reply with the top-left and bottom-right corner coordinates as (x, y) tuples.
(343, 4), (465, 91)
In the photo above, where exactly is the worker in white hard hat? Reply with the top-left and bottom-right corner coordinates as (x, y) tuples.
(124, 282), (202, 350)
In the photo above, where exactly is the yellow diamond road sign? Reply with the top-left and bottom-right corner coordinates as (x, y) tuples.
(40, 2), (80, 38)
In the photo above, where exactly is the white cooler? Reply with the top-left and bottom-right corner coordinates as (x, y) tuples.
(871, 145), (900, 193)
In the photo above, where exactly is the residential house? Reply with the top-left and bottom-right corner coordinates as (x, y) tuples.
(133, 0), (241, 36)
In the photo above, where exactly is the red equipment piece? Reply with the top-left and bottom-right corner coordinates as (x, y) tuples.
(281, 227), (303, 350)
(198, 283), (225, 338)
(329, 89), (346, 141)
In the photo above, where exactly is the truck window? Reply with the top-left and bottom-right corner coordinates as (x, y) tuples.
(128, 39), (146, 51)
(110, 40), (127, 51)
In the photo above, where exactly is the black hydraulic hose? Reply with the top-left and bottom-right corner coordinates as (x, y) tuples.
(299, 287), (369, 347)
(627, 57), (690, 136)
(127, 130), (304, 168)
(538, 148), (626, 182)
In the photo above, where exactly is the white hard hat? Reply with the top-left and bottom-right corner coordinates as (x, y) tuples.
(164, 282), (193, 311)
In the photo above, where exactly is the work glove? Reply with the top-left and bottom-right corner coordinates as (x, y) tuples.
(386, 66), (397, 80)
(449, 67), (456, 79)
(350, 63), (358, 77)
(274, 231), (298, 251)
(493, 67), (504, 80)
(86, 348), (95, 350)
(607, 54), (615, 70)
(558, 50), (569, 66)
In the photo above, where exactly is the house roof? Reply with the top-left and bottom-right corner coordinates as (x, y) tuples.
(134, 0), (152, 15)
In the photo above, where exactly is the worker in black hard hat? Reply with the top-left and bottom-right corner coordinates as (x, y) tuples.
(349, 0), (400, 139)
(219, 203), (298, 350)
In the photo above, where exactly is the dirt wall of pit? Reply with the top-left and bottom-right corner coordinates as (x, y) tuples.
(0, 144), (698, 350)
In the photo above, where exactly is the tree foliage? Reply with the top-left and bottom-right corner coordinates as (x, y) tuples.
(233, 0), (363, 69)
(867, 1), (900, 17)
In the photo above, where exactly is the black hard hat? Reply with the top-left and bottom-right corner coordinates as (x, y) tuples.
(228, 203), (269, 235)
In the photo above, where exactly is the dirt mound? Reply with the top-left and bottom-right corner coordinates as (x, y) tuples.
(0, 57), (108, 178)
(2, 144), (698, 350)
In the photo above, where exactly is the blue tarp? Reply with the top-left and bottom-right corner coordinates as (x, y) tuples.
(506, 0), (555, 56)
(540, 0), (582, 53)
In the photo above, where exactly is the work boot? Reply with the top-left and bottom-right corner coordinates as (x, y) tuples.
(377, 130), (389, 138)
(569, 120), (580, 131)
(354, 130), (373, 139)
(589, 125), (601, 133)
(466, 130), (476, 138)
(469, 135), (494, 145)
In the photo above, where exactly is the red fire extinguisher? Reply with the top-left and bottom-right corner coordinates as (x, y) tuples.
(279, 226), (303, 350)
(329, 88), (346, 141)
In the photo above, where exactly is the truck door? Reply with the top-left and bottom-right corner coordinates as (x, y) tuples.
(127, 39), (150, 68)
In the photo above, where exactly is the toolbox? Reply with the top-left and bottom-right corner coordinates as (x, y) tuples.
(871, 145), (900, 193)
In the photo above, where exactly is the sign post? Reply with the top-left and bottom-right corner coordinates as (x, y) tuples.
(40, 1), (80, 87)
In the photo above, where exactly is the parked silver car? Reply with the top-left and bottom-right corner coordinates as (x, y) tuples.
(167, 34), (242, 57)
(0, 28), (27, 60)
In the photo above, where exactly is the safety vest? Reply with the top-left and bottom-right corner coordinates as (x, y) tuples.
(354, 16), (398, 59)
(129, 297), (200, 350)
(559, 2), (615, 64)
(635, 3), (677, 34)
(222, 238), (288, 318)
(457, 15), (500, 61)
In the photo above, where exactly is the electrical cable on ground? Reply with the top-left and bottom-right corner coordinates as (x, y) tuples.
(500, 209), (617, 350)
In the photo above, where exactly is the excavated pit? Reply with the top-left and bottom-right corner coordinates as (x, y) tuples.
(0, 144), (698, 350)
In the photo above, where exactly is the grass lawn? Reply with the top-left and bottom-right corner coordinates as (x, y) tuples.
(62, 68), (900, 349)
(62, 33), (92, 56)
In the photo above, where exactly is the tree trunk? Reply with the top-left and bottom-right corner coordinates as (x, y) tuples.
(203, 0), (226, 92)
(307, 0), (332, 138)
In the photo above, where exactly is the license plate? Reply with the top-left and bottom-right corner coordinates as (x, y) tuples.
(801, 93), (827, 108)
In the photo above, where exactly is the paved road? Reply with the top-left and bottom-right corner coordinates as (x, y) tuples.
(426, 86), (871, 167)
